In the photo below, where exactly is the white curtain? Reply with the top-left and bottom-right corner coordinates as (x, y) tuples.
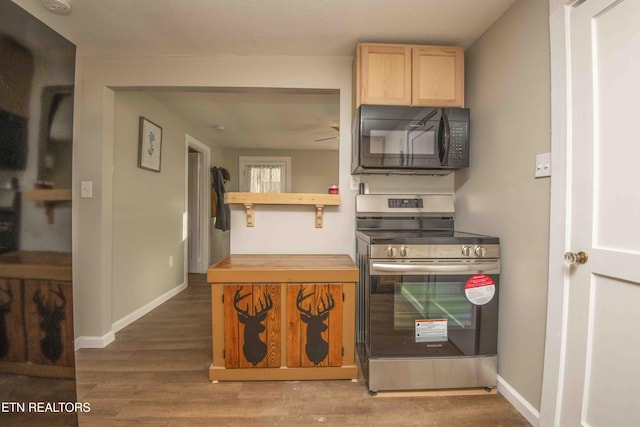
(247, 164), (283, 193)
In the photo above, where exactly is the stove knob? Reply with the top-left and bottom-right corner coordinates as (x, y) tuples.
(400, 246), (409, 257)
(461, 246), (472, 256)
(386, 246), (397, 257)
(474, 245), (487, 257)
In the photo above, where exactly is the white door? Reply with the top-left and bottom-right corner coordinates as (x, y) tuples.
(560, 0), (640, 425)
(187, 152), (201, 273)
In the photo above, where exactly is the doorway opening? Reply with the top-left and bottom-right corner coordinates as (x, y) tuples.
(185, 135), (210, 274)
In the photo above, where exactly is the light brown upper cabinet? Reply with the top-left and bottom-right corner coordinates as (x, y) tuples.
(353, 43), (464, 110)
(355, 44), (412, 106)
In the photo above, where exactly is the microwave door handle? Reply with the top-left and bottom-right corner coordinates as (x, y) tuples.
(439, 109), (451, 166)
(371, 262), (498, 274)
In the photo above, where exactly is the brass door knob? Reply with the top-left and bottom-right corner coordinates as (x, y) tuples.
(564, 251), (589, 265)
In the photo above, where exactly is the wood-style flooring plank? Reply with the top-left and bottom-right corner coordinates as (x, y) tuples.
(73, 278), (531, 426)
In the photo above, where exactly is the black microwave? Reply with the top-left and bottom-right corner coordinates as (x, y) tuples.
(351, 105), (470, 175)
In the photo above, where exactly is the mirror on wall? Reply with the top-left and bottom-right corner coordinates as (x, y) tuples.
(38, 85), (73, 189)
(146, 87), (340, 193)
(0, 1), (76, 425)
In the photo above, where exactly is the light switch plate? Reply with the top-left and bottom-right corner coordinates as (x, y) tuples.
(81, 181), (93, 198)
(535, 153), (551, 178)
(350, 175), (360, 190)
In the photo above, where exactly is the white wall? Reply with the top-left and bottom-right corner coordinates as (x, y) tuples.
(455, 0), (551, 413)
(111, 92), (219, 321)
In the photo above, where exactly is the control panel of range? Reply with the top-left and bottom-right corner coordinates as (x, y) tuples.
(370, 244), (500, 259)
(387, 198), (424, 209)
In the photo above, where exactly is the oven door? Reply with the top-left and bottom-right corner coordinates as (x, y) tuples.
(367, 260), (499, 358)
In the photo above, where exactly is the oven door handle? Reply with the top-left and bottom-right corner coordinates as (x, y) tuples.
(371, 262), (499, 274)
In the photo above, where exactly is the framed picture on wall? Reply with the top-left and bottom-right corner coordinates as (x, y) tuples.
(138, 116), (162, 172)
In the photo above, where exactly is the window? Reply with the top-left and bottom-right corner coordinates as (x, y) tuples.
(239, 156), (291, 193)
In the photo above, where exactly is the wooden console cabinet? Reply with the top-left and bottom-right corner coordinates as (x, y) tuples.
(208, 254), (358, 382)
(0, 251), (74, 379)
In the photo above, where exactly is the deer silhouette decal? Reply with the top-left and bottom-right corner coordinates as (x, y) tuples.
(33, 286), (66, 363)
(0, 283), (13, 359)
(296, 288), (335, 366)
(233, 289), (273, 366)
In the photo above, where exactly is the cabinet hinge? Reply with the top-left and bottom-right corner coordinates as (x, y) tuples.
(342, 292), (345, 301)
(222, 294), (224, 303)
(223, 349), (225, 358)
(342, 347), (344, 356)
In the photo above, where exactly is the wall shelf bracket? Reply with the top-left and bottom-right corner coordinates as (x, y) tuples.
(244, 203), (255, 227)
(315, 205), (324, 228)
(23, 189), (72, 225)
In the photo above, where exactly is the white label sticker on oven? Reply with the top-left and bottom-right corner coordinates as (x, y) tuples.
(465, 274), (496, 305)
(415, 319), (448, 343)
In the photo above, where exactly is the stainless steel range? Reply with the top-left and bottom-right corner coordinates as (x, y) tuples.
(355, 194), (500, 393)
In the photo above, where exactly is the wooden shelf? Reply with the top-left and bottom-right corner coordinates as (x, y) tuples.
(23, 188), (72, 202)
(224, 192), (341, 228)
(23, 189), (72, 224)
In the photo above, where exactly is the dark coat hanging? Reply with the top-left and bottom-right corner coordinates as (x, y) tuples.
(212, 167), (230, 231)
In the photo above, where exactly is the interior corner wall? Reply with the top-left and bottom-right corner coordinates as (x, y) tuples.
(66, 55), (357, 341)
(454, 0), (551, 411)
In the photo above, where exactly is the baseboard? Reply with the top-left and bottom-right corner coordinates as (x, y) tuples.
(112, 281), (187, 333)
(497, 375), (540, 427)
(75, 331), (115, 350)
(75, 281), (187, 350)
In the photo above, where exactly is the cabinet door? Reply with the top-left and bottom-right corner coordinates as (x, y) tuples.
(223, 284), (281, 368)
(24, 280), (74, 367)
(0, 279), (26, 363)
(287, 283), (343, 368)
(358, 44), (412, 106)
(412, 46), (465, 107)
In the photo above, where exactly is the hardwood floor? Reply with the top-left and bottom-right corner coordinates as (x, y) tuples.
(73, 275), (531, 426)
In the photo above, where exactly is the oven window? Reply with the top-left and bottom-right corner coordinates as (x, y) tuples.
(394, 281), (473, 330)
(369, 274), (496, 358)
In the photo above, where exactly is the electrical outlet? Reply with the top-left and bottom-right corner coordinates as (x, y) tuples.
(169, 256), (174, 267)
(535, 153), (551, 178)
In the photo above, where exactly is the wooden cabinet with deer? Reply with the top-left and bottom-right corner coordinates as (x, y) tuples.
(0, 251), (74, 379)
(208, 255), (358, 382)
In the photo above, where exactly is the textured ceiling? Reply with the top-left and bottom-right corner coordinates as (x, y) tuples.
(14, 0), (517, 57)
(12, 0), (517, 150)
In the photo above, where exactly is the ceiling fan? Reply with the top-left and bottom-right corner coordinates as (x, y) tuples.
(314, 126), (340, 142)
